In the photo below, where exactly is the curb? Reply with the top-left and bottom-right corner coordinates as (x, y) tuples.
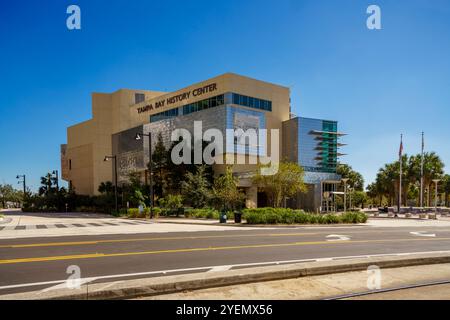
(154, 219), (369, 228)
(2, 252), (450, 300)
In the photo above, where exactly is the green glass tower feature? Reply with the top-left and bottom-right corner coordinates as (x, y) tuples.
(319, 120), (339, 173)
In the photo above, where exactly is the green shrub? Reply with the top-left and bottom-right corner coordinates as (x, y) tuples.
(341, 212), (368, 223)
(112, 208), (128, 217)
(184, 208), (193, 218)
(294, 212), (309, 224)
(127, 208), (139, 218)
(323, 214), (340, 224)
(150, 207), (161, 218)
(242, 208), (368, 225)
(185, 208), (221, 220)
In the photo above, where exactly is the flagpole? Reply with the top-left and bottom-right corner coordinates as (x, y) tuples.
(398, 134), (403, 214)
(420, 132), (424, 208)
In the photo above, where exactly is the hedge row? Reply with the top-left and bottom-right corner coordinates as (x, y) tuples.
(125, 207), (230, 220)
(184, 208), (235, 220)
(127, 207), (162, 218)
(242, 208), (368, 225)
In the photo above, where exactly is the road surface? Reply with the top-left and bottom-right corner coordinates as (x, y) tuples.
(1, 224), (450, 296)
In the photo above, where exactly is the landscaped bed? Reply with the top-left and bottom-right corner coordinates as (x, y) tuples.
(242, 208), (368, 225)
(125, 207), (367, 225)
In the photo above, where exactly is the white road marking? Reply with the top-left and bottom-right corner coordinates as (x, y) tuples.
(208, 265), (232, 272)
(410, 231), (436, 237)
(316, 258), (333, 262)
(38, 278), (93, 293)
(326, 234), (351, 241)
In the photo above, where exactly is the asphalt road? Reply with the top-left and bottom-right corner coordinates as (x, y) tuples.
(1, 225), (450, 295)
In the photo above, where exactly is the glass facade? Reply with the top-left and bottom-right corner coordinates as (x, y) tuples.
(232, 93), (272, 112)
(149, 92), (272, 123)
(319, 120), (339, 173)
(150, 108), (179, 123)
(298, 117), (339, 174)
(183, 94), (225, 115)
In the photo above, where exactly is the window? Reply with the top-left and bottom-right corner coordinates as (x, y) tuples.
(231, 93), (272, 112)
(150, 108), (179, 123)
(135, 93), (145, 104)
(233, 94), (239, 105)
(69, 159), (72, 170)
(183, 94), (225, 116)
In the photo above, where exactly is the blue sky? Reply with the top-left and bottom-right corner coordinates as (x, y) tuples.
(1, 0), (449, 191)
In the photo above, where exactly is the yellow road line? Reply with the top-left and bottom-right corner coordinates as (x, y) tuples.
(1, 237), (450, 265)
(0, 233), (318, 249)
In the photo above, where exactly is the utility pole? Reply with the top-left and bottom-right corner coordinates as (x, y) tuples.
(342, 178), (349, 212)
(398, 134), (403, 214)
(420, 132), (424, 208)
(16, 175), (26, 195)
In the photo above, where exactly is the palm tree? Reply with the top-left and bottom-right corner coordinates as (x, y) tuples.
(421, 152), (444, 206)
(337, 164), (364, 191)
(370, 152), (445, 207)
(39, 173), (57, 196)
(443, 174), (450, 207)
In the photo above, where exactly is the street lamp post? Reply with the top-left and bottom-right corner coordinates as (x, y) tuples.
(348, 187), (353, 211)
(104, 155), (118, 213)
(433, 179), (441, 215)
(16, 174), (26, 197)
(52, 170), (59, 191)
(135, 132), (154, 219)
(341, 178), (349, 213)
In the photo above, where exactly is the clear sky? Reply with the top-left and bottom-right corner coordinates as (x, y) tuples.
(1, 0), (449, 191)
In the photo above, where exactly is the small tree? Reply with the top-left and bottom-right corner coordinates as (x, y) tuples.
(130, 190), (146, 207)
(98, 181), (114, 194)
(166, 194), (183, 210)
(181, 166), (211, 208)
(253, 161), (307, 208)
(0, 184), (16, 208)
(213, 166), (245, 211)
(352, 191), (368, 209)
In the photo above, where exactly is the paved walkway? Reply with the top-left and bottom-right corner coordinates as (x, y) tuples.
(3, 210), (450, 239)
(367, 218), (450, 227)
(0, 210), (270, 239)
(140, 263), (450, 300)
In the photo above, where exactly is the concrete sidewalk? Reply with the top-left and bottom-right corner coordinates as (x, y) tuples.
(0, 211), (271, 239)
(142, 262), (450, 300)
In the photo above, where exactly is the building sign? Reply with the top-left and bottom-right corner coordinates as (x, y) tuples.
(137, 83), (218, 114)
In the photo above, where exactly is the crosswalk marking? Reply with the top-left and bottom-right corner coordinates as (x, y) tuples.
(0, 220), (154, 231)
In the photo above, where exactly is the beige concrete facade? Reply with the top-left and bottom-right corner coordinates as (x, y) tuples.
(62, 73), (290, 197)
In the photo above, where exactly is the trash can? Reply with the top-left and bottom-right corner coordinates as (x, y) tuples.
(234, 211), (242, 224)
(220, 211), (227, 223)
